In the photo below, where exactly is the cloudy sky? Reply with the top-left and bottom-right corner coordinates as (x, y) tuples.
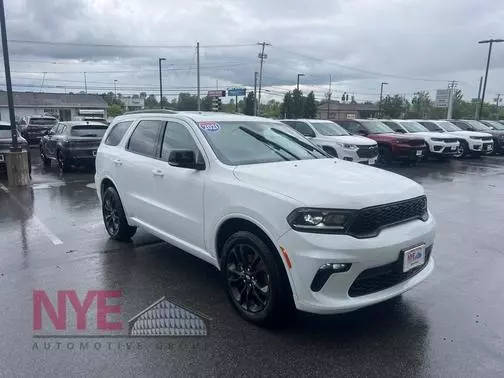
(2, 0), (504, 104)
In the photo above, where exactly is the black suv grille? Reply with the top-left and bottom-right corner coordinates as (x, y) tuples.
(357, 145), (378, 158)
(348, 245), (432, 297)
(347, 196), (427, 238)
(406, 139), (425, 146)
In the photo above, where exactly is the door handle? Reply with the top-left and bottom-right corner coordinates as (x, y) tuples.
(113, 159), (122, 166)
(152, 169), (164, 177)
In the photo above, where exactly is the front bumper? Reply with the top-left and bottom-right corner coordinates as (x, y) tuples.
(277, 214), (435, 314)
(394, 145), (426, 161)
(429, 142), (459, 156)
(340, 148), (378, 165)
(61, 148), (98, 164)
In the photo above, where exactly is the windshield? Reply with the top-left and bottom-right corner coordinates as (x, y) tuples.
(29, 118), (57, 126)
(464, 120), (492, 131)
(70, 125), (108, 137)
(438, 121), (461, 132)
(400, 121), (428, 133)
(483, 120), (504, 130)
(311, 122), (350, 136)
(198, 121), (327, 165)
(360, 120), (394, 134)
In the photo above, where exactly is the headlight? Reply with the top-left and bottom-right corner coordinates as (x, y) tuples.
(343, 144), (359, 150)
(287, 208), (355, 233)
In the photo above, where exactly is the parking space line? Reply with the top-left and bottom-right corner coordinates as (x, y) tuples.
(0, 183), (63, 245)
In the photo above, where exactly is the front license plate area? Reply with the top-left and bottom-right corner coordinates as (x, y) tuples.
(0, 154), (4, 162)
(451, 146), (457, 151)
(403, 244), (426, 272)
(416, 150), (423, 157)
(92, 150), (97, 157)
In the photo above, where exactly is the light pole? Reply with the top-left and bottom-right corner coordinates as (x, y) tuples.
(379, 82), (388, 118)
(478, 39), (504, 119)
(296, 73), (305, 91)
(158, 57), (166, 108)
(114, 80), (118, 98)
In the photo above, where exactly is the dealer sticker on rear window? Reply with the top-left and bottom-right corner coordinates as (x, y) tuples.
(199, 121), (220, 132)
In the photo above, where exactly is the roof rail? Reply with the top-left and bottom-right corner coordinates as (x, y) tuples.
(124, 109), (177, 115)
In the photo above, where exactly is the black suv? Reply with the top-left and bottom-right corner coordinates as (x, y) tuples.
(40, 121), (107, 172)
(18, 115), (58, 144)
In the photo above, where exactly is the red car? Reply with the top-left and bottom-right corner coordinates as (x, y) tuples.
(336, 119), (427, 164)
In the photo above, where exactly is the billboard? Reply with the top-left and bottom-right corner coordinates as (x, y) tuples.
(435, 89), (450, 108)
(227, 88), (246, 97)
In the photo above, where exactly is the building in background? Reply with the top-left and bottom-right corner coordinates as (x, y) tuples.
(121, 96), (144, 111)
(317, 101), (379, 120)
(0, 92), (108, 121)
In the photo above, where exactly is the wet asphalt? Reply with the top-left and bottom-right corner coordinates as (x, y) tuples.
(0, 150), (503, 377)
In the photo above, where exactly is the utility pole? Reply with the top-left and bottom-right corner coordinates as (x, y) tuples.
(256, 41), (270, 116)
(254, 71), (258, 116)
(158, 57), (166, 108)
(39, 72), (46, 92)
(0, 0), (29, 185)
(378, 82), (388, 118)
(326, 75), (332, 120)
(84, 72), (87, 94)
(196, 42), (200, 111)
(478, 39), (504, 119)
(447, 80), (457, 119)
(475, 76), (483, 119)
(114, 79), (118, 98)
(296, 73), (305, 91)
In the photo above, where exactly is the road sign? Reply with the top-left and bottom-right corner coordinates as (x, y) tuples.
(207, 90), (226, 97)
(227, 88), (246, 97)
(435, 89), (450, 108)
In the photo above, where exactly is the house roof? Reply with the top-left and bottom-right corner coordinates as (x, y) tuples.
(317, 101), (379, 111)
(0, 92), (107, 108)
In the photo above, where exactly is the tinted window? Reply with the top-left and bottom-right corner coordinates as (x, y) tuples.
(338, 121), (362, 134)
(310, 122), (349, 136)
(383, 121), (402, 132)
(420, 121), (443, 132)
(286, 121), (315, 137)
(161, 122), (198, 161)
(71, 125), (107, 137)
(29, 118), (57, 126)
(452, 121), (470, 130)
(400, 121), (428, 132)
(128, 120), (163, 157)
(105, 121), (132, 146)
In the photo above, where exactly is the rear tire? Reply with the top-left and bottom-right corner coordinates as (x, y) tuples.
(221, 231), (294, 327)
(102, 186), (137, 241)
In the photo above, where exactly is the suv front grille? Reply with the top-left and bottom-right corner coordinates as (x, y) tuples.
(356, 145), (378, 158)
(407, 139), (425, 147)
(346, 196), (427, 238)
(348, 245), (432, 297)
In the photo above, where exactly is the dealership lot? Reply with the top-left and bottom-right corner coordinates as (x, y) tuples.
(1, 150), (503, 376)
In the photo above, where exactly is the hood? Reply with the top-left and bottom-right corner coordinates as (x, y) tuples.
(315, 135), (376, 146)
(233, 158), (424, 208)
(447, 130), (493, 138)
(412, 132), (459, 140)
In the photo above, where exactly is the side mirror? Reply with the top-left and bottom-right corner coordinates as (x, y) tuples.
(168, 150), (205, 170)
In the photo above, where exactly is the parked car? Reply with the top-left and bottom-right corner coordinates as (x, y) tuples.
(418, 120), (493, 157)
(478, 120), (504, 154)
(336, 119), (427, 164)
(18, 115), (58, 145)
(95, 111), (436, 326)
(40, 121), (107, 172)
(382, 120), (460, 158)
(281, 119), (378, 164)
(0, 122), (31, 174)
(450, 120), (501, 155)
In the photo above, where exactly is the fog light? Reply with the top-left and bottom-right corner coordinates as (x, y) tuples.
(310, 263), (351, 292)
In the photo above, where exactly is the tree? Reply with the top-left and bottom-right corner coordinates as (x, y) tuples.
(292, 89), (304, 118)
(409, 91), (433, 119)
(244, 92), (255, 115)
(261, 99), (281, 118)
(382, 95), (408, 118)
(108, 104), (124, 117)
(280, 91), (294, 118)
(201, 96), (213, 111)
(177, 93), (198, 110)
(144, 94), (159, 109)
(304, 91), (317, 118)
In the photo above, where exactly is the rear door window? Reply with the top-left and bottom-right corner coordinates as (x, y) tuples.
(105, 121), (132, 146)
(127, 120), (164, 157)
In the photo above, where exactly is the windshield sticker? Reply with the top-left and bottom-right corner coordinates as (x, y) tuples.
(199, 121), (220, 132)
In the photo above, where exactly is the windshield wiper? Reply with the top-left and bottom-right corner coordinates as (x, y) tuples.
(271, 128), (327, 158)
(239, 127), (300, 161)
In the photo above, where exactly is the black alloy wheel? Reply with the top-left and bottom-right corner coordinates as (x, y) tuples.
(102, 186), (137, 241)
(226, 243), (271, 314)
(222, 231), (294, 326)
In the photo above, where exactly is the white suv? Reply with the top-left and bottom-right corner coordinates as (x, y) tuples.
(382, 120), (460, 158)
(281, 119), (378, 164)
(95, 111), (435, 326)
(418, 120), (493, 157)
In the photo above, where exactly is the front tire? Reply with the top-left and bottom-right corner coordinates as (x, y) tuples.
(378, 145), (393, 165)
(221, 231), (293, 327)
(102, 186), (137, 241)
